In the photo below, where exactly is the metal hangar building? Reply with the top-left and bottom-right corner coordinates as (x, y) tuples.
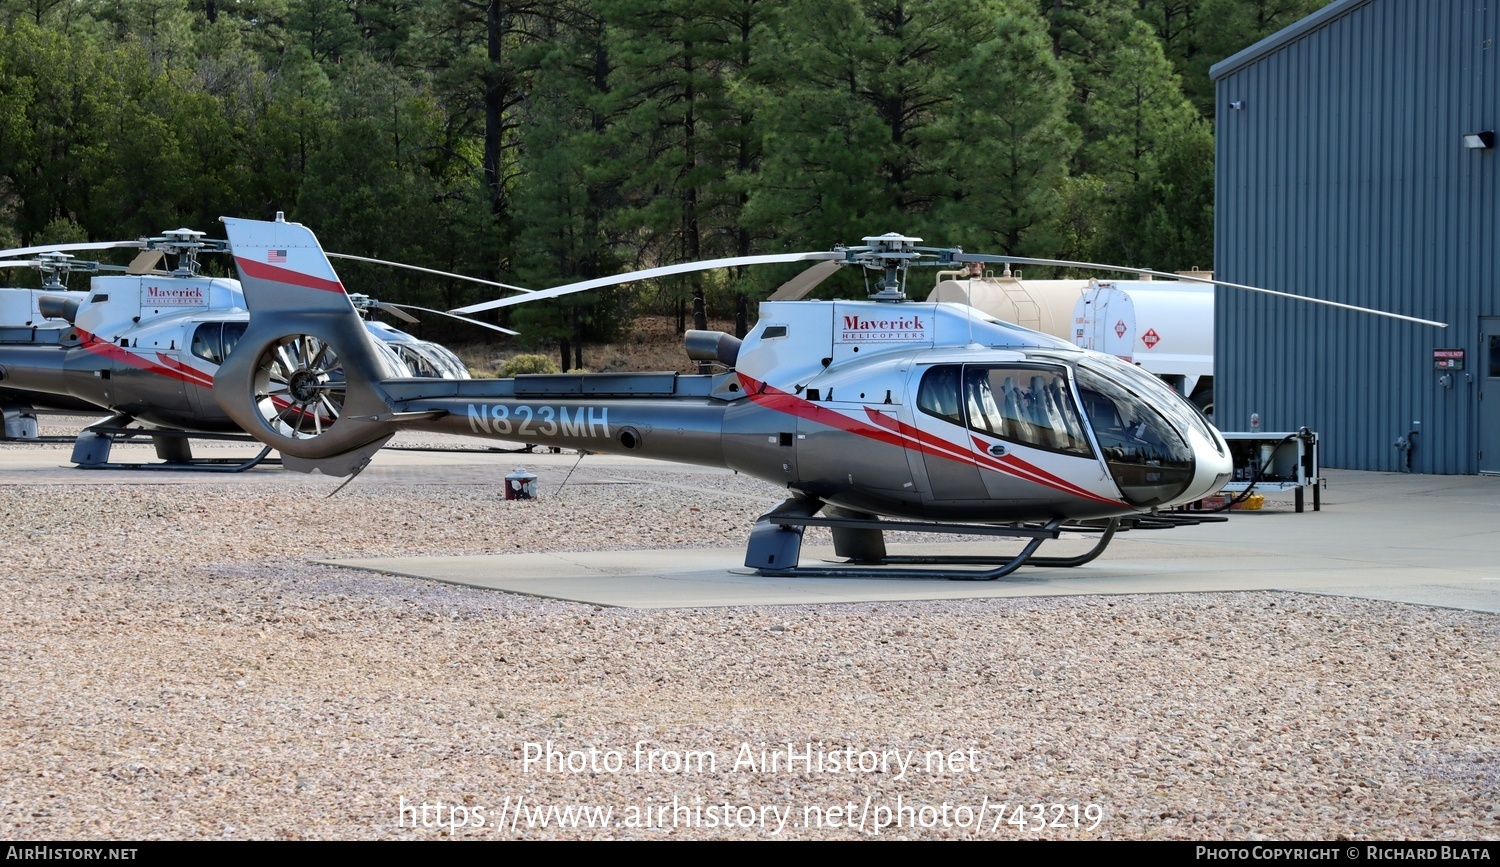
(1211, 0), (1498, 473)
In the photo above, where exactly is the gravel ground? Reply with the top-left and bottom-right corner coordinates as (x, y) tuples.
(0, 449), (1496, 840)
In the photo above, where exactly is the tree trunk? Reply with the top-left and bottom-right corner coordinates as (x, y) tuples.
(483, 1), (509, 220)
(692, 290), (707, 331)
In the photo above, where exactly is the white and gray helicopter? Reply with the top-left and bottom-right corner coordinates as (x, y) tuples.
(210, 214), (1442, 577)
(0, 227), (511, 467)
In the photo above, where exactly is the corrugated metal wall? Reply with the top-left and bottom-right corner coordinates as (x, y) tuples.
(1214, 0), (1498, 473)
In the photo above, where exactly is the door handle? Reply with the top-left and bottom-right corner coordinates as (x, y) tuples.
(988, 443), (1007, 457)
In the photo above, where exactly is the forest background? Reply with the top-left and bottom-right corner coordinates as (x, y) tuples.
(0, 0), (1330, 369)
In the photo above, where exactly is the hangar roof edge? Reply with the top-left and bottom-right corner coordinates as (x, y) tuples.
(1209, 0), (1373, 81)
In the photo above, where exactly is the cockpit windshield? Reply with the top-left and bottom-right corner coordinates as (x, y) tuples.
(1086, 354), (1222, 455)
(1074, 362), (1196, 506)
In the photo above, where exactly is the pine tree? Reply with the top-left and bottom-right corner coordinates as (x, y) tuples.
(939, 2), (1077, 256)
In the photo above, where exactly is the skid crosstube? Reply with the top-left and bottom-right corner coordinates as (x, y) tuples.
(744, 496), (1122, 580)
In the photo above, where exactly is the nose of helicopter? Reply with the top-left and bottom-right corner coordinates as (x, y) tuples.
(1174, 424), (1234, 506)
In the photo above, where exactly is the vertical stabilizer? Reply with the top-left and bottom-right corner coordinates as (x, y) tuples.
(212, 215), (397, 471)
(222, 215), (356, 314)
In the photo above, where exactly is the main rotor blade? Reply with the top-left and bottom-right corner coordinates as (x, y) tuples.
(452, 251), (845, 315)
(371, 302), (421, 324)
(327, 252), (534, 294)
(0, 239), (146, 259)
(954, 254), (1448, 328)
(768, 259), (843, 301)
(127, 249), (164, 275)
(381, 302), (519, 336)
(0, 260), (137, 273)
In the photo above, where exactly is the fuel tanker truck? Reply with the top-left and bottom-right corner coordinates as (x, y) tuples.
(929, 266), (1215, 420)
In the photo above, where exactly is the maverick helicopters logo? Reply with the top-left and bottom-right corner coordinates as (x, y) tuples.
(141, 285), (208, 307)
(838, 313), (927, 342)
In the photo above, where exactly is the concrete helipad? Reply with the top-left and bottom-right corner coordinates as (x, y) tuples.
(5, 424), (1499, 612)
(325, 465), (1500, 612)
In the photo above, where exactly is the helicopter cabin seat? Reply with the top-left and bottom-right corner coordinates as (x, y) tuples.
(999, 375), (1041, 447)
(964, 367), (1003, 437)
(1031, 374), (1077, 450)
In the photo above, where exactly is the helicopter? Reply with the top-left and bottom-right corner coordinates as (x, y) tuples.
(210, 214), (1445, 578)
(0, 228), (506, 467)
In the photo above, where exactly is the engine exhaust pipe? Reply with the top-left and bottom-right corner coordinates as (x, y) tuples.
(684, 329), (741, 367)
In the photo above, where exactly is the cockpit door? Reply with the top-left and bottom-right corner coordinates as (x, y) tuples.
(910, 364), (988, 499)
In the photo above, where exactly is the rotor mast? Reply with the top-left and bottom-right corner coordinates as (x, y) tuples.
(148, 228), (228, 277)
(34, 252), (77, 289)
(843, 233), (964, 303)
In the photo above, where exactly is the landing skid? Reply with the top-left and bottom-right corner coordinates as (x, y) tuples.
(70, 417), (278, 472)
(744, 497), (1121, 580)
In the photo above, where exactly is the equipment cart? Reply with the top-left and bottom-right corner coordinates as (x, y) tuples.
(1218, 429), (1321, 512)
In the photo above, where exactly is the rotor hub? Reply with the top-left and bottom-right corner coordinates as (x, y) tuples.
(839, 234), (967, 302)
(145, 227), (228, 276)
(288, 368), (324, 402)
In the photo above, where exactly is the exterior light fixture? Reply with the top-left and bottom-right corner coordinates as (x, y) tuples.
(1463, 131), (1495, 149)
(1229, 100), (1245, 111)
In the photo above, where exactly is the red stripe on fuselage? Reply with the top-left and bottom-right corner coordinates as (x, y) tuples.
(151, 353), (215, 387)
(739, 373), (1121, 507)
(855, 401), (1116, 505)
(77, 329), (215, 388)
(234, 256), (345, 294)
(743, 382), (912, 451)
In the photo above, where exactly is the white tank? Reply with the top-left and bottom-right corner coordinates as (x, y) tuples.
(929, 276), (1089, 339)
(1073, 279), (1214, 411)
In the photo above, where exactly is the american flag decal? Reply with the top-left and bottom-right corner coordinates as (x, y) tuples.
(267, 249), (288, 263)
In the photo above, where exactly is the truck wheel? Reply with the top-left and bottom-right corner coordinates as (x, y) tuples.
(1190, 387), (1213, 423)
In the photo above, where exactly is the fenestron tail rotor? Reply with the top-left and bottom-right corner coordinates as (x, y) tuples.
(215, 214), (421, 473)
(255, 334), (346, 440)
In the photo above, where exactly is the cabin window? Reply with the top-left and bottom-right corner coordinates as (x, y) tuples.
(190, 322), (247, 365)
(917, 365), (963, 426)
(190, 323), (222, 363)
(920, 364), (1091, 457)
(1084, 354), (1220, 455)
(1074, 363), (1195, 506)
(962, 366), (1092, 456)
(221, 322), (246, 359)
